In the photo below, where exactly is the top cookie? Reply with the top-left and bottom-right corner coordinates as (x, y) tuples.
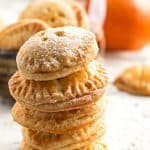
(19, 0), (77, 28)
(16, 27), (98, 81)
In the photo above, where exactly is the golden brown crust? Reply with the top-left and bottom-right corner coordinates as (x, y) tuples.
(9, 62), (108, 112)
(19, 0), (77, 27)
(21, 139), (107, 150)
(12, 96), (106, 134)
(114, 65), (150, 96)
(0, 19), (49, 50)
(65, 0), (89, 29)
(0, 18), (4, 31)
(16, 27), (98, 81)
(22, 119), (105, 150)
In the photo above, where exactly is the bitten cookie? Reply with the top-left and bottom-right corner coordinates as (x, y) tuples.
(16, 27), (99, 81)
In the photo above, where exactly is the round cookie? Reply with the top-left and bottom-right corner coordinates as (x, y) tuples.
(114, 65), (150, 96)
(9, 62), (108, 112)
(21, 139), (107, 150)
(16, 27), (98, 81)
(22, 120), (105, 150)
(12, 96), (106, 134)
(0, 19), (49, 50)
(19, 0), (77, 27)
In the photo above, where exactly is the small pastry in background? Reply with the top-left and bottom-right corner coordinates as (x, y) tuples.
(19, 0), (77, 27)
(114, 65), (150, 96)
(19, 0), (89, 29)
(65, 0), (89, 29)
(0, 19), (49, 50)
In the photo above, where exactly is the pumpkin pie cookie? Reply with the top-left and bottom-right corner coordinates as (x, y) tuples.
(0, 19), (49, 50)
(114, 65), (150, 96)
(12, 96), (106, 134)
(9, 62), (108, 112)
(22, 120), (105, 150)
(65, 0), (89, 29)
(21, 139), (107, 150)
(16, 27), (99, 81)
(19, 0), (77, 28)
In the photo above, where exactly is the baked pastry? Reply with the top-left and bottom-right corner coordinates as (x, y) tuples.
(12, 96), (105, 134)
(21, 139), (107, 150)
(19, 0), (77, 28)
(22, 120), (105, 150)
(9, 62), (108, 112)
(0, 18), (4, 31)
(114, 65), (150, 96)
(16, 27), (99, 81)
(65, 0), (89, 29)
(0, 19), (49, 50)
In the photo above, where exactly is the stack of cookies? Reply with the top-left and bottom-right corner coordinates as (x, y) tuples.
(9, 27), (108, 150)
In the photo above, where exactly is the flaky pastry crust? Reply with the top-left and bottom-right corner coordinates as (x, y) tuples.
(22, 119), (105, 150)
(19, 0), (77, 27)
(114, 65), (150, 96)
(12, 96), (106, 134)
(0, 19), (49, 50)
(9, 62), (108, 112)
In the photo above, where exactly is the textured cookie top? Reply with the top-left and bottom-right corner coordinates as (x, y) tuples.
(9, 62), (108, 110)
(0, 19), (49, 50)
(19, 0), (77, 27)
(16, 27), (99, 80)
(114, 65), (150, 96)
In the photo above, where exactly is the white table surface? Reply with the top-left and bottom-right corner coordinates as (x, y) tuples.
(0, 1), (150, 150)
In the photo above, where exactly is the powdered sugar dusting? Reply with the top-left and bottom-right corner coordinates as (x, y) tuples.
(17, 26), (98, 74)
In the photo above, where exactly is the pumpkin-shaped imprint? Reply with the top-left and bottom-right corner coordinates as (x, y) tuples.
(0, 19), (49, 50)
(114, 65), (150, 96)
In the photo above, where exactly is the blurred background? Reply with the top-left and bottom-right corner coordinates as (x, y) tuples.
(0, 0), (150, 150)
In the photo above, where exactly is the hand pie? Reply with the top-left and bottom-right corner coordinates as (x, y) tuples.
(65, 0), (89, 29)
(22, 120), (105, 150)
(12, 97), (105, 134)
(19, 0), (77, 28)
(0, 19), (49, 50)
(114, 65), (150, 96)
(21, 139), (107, 150)
(9, 62), (108, 112)
(16, 27), (99, 81)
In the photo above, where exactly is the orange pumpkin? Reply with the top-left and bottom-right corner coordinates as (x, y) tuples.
(104, 0), (150, 51)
